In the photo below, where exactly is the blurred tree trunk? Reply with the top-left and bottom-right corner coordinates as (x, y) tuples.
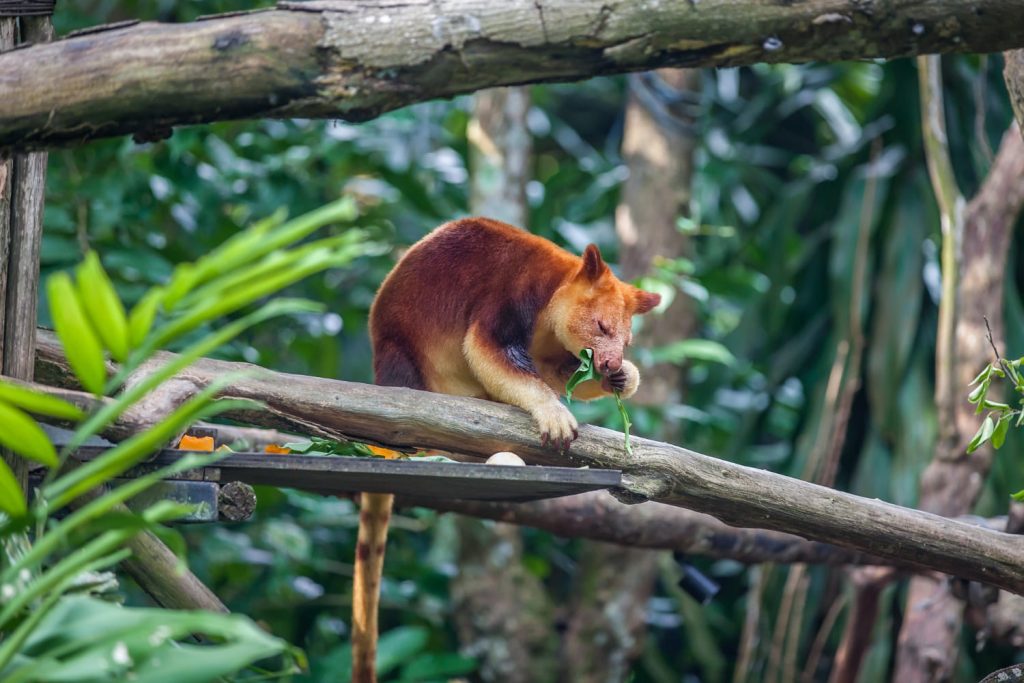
(894, 53), (1024, 679)
(468, 87), (531, 228)
(451, 517), (557, 682)
(616, 69), (701, 413)
(452, 85), (558, 683)
(557, 69), (701, 683)
(1006, 51), (1024, 136)
(0, 14), (52, 491)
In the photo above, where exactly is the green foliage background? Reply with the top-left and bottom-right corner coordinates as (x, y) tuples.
(34, 2), (1024, 681)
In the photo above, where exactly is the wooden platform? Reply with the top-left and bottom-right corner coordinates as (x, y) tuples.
(74, 446), (622, 503)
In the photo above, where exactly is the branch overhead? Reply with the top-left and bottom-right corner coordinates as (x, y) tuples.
(3, 0), (1024, 150)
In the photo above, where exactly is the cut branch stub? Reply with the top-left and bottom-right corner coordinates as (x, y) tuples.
(2, 0), (1024, 150)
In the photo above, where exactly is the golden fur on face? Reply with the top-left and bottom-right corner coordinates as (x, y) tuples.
(546, 245), (657, 374)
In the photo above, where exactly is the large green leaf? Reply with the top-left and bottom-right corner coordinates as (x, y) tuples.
(47, 273), (107, 395)
(0, 401), (58, 469)
(375, 626), (430, 677)
(0, 459), (27, 517)
(0, 381), (85, 422)
(647, 339), (736, 366)
(5, 595), (294, 683)
(77, 251), (131, 363)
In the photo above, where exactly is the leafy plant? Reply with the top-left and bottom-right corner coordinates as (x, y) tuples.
(566, 348), (633, 454)
(0, 197), (379, 681)
(967, 358), (1020, 454)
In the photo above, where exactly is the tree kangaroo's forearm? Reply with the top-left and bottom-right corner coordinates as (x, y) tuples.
(3, 1), (1024, 150)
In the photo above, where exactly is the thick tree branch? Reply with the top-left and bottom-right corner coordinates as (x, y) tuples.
(31, 330), (1024, 596)
(2, 0), (1024, 150)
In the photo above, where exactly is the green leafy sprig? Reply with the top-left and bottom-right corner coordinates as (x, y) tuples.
(566, 348), (633, 454)
(966, 322), (1024, 500)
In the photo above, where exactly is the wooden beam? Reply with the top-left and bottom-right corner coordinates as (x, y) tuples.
(2, 0), (1024, 150)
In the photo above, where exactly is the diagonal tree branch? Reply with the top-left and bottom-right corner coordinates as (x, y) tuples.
(2, 0), (1024, 151)
(30, 330), (1024, 596)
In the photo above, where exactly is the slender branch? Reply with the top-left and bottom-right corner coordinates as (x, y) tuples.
(2, 1), (1024, 151)
(918, 54), (965, 445)
(404, 492), (890, 567)
(30, 330), (1024, 596)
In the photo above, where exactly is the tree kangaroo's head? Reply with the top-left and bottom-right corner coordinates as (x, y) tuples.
(548, 244), (661, 374)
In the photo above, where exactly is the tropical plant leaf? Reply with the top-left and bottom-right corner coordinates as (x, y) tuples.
(47, 273), (107, 395)
(4, 595), (295, 683)
(649, 339), (736, 366)
(127, 288), (164, 350)
(0, 401), (58, 468)
(77, 251), (131, 363)
(992, 413), (1012, 450)
(0, 459), (27, 517)
(376, 626), (430, 677)
(566, 349), (633, 454)
(565, 348), (600, 402)
(0, 381), (85, 422)
(967, 415), (996, 454)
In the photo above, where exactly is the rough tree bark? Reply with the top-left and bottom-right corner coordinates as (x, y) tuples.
(894, 81), (1024, 682)
(30, 331), (1024, 596)
(2, 0), (1024, 151)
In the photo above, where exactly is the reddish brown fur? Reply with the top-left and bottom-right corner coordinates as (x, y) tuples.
(370, 217), (659, 397)
(353, 218), (660, 683)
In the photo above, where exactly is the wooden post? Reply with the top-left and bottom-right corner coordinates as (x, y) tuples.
(1, 9), (54, 492)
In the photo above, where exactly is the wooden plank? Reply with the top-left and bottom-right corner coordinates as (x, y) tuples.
(74, 447), (622, 502)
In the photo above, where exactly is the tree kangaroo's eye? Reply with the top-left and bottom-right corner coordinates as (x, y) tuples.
(598, 320), (610, 336)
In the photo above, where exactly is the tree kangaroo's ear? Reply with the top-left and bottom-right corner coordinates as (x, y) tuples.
(579, 244), (608, 282)
(633, 288), (662, 314)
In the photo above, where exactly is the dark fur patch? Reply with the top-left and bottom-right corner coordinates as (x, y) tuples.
(492, 298), (540, 375)
(373, 339), (426, 389)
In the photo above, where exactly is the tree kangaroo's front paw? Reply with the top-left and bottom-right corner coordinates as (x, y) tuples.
(532, 400), (578, 451)
(601, 360), (640, 398)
